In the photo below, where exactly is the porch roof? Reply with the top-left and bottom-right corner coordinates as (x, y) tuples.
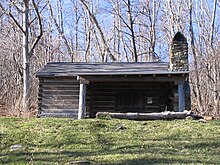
(36, 62), (189, 77)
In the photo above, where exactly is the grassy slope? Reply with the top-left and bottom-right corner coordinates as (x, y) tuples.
(0, 118), (220, 165)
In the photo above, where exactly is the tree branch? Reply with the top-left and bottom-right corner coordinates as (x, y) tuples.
(29, 4), (47, 25)
(80, 0), (115, 61)
(47, 0), (73, 61)
(29, 0), (43, 57)
(209, 0), (217, 47)
(0, 3), (24, 33)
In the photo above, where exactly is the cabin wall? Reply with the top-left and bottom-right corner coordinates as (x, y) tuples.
(38, 77), (79, 118)
(37, 76), (191, 118)
(87, 82), (174, 117)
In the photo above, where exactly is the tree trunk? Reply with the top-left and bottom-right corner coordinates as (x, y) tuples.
(148, 0), (157, 62)
(189, 0), (203, 113)
(209, 0), (217, 46)
(22, 0), (30, 113)
(127, 0), (138, 62)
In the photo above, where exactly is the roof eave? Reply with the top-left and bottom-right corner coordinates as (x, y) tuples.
(36, 71), (189, 77)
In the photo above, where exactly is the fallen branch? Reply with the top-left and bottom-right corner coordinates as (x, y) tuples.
(96, 111), (203, 120)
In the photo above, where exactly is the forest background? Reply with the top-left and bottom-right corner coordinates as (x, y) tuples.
(0, 0), (219, 117)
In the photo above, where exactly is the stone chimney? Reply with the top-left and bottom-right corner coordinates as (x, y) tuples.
(169, 32), (188, 71)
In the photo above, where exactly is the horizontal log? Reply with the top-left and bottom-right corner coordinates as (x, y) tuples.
(92, 104), (115, 108)
(42, 86), (79, 90)
(42, 103), (78, 110)
(42, 77), (77, 82)
(92, 97), (115, 102)
(92, 101), (115, 105)
(42, 95), (79, 100)
(41, 108), (78, 113)
(92, 85), (165, 90)
(144, 105), (160, 109)
(41, 82), (79, 85)
(38, 112), (78, 118)
(81, 75), (186, 82)
(42, 91), (79, 96)
(92, 90), (165, 95)
(91, 107), (116, 111)
(41, 99), (79, 105)
(43, 89), (79, 93)
(92, 81), (165, 85)
(96, 111), (203, 120)
(91, 94), (116, 98)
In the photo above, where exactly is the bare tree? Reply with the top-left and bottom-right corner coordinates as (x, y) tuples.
(188, 0), (204, 113)
(0, 0), (43, 113)
(47, 0), (76, 62)
(80, 0), (115, 62)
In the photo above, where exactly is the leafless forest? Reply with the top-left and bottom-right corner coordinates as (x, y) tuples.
(0, 0), (219, 116)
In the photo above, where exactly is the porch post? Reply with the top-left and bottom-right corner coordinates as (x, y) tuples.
(77, 76), (89, 119)
(78, 83), (86, 119)
(178, 82), (185, 112)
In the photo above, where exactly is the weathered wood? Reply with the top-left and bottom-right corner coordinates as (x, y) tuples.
(37, 64), (190, 119)
(42, 90), (79, 96)
(38, 76), (80, 118)
(42, 104), (78, 110)
(78, 83), (86, 119)
(77, 76), (90, 84)
(87, 82), (173, 114)
(42, 85), (79, 90)
(42, 95), (79, 100)
(41, 107), (78, 112)
(41, 76), (78, 82)
(96, 111), (203, 120)
(81, 75), (186, 83)
(91, 83), (164, 89)
(42, 99), (79, 105)
(36, 62), (189, 77)
(42, 82), (79, 85)
(39, 112), (78, 118)
(178, 82), (185, 112)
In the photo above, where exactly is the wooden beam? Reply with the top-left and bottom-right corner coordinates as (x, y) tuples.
(77, 76), (89, 84)
(178, 82), (185, 112)
(78, 83), (86, 119)
(80, 75), (186, 83)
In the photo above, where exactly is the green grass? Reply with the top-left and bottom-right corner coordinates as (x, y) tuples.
(0, 118), (220, 165)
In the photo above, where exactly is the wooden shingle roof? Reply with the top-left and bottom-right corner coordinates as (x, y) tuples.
(36, 62), (189, 77)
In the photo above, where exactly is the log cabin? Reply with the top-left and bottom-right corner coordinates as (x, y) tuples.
(36, 32), (191, 119)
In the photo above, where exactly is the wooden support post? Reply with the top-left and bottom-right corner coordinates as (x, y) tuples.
(78, 83), (86, 119)
(178, 82), (185, 112)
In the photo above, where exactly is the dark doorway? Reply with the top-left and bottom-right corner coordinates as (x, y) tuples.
(116, 92), (144, 112)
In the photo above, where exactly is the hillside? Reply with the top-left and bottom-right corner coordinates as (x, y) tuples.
(0, 118), (220, 164)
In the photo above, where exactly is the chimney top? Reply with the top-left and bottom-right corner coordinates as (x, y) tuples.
(172, 32), (187, 42)
(169, 32), (188, 71)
